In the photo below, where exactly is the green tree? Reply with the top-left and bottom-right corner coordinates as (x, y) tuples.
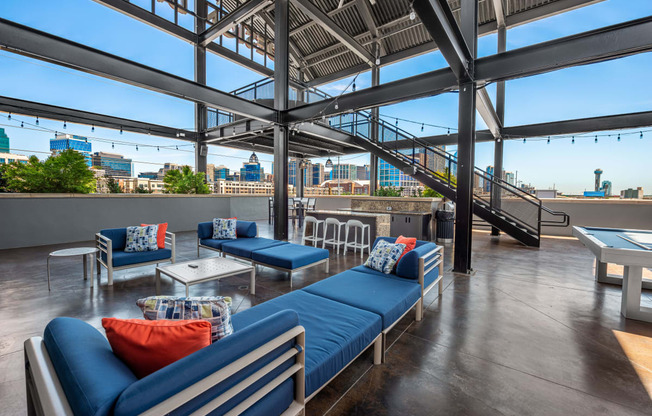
(2, 150), (96, 193)
(423, 169), (457, 198)
(163, 165), (210, 194)
(106, 176), (122, 193)
(374, 186), (403, 197)
(133, 185), (153, 194)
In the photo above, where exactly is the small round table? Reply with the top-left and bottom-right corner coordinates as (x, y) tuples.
(47, 247), (99, 291)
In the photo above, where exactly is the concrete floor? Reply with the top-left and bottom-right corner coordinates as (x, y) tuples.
(2, 224), (652, 415)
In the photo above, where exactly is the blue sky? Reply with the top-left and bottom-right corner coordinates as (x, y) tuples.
(0, 0), (651, 194)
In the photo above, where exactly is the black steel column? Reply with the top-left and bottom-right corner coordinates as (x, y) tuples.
(491, 23), (506, 236)
(273, 0), (290, 240)
(297, 160), (305, 198)
(453, 0), (478, 274)
(369, 55), (380, 196)
(194, 0), (208, 174)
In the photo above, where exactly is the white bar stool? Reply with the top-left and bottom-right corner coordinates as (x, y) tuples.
(322, 217), (346, 254)
(302, 216), (325, 246)
(344, 220), (371, 259)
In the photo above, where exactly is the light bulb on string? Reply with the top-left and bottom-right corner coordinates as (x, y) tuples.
(641, 131), (644, 139)
(447, 128), (450, 136)
(395, 118), (398, 126)
(523, 138), (526, 144)
(595, 135), (598, 143)
(409, 4), (416, 20)
(572, 136), (575, 144)
(334, 102), (339, 110)
(617, 134), (621, 142)
(352, 82), (356, 92)
(547, 136), (550, 144)
(120, 127), (123, 135)
(21, 121), (24, 128)
(35, 116), (39, 126)
(7, 113), (11, 120)
(157, 146), (160, 151)
(176, 145), (179, 150)
(63, 121), (67, 129)
(91, 125), (95, 133)
(232, 127), (236, 136)
(112, 142), (115, 149)
(136, 145), (139, 151)
(421, 123), (424, 132)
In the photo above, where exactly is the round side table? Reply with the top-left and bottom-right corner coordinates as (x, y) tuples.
(47, 247), (99, 291)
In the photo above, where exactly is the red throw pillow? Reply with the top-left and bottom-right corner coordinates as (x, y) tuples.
(102, 318), (211, 378)
(395, 235), (417, 263)
(141, 223), (168, 249)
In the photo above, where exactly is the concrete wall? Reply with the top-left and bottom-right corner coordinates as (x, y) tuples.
(0, 195), (268, 250)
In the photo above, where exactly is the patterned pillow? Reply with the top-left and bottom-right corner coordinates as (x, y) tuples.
(136, 296), (233, 343)
(212, 218), (237, 240)
(125, 225), (159, 252)
(364, 240), (406, 274)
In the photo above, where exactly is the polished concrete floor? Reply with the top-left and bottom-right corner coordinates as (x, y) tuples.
(2, 224), (652, 415)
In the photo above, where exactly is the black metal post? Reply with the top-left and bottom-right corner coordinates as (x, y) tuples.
(273, 0), (290, 241)
(297, 160), (305, 198)
(194, 0), (208, 175)
(453, 0), (478, 274)
(491, 22), (506, 236)
(369, 60), (380, 196)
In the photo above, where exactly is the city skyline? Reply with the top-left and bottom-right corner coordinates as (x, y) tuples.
(0, 0), (651, 194)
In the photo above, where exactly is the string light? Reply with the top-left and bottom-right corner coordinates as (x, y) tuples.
(547, 137), (550, 144)
(7, 113), (10, 120)
(334, 101), (339, 110)
(421, 123), (424, 132)
(120, 127), (123, 135)
(447, 128), (450, 136)
(595, 135), (598, 143)
(63, 121), (67, 129)
(572, 136), (575, 144)
(617, 134), (621, 142)
(136, 145), (139, 151)
(91, 125), (95, 132)
(21, 121), (24, 128)
(409, 3), (416, 20)
(641, 131), (644, 139)
(35, 116), (39, 126)
(523, 138), (526, 144)
(157, 146), (160, 151)
(395, 118), (399, 126)
(112, 142), (115, 149)
(352, 82), (356, 92)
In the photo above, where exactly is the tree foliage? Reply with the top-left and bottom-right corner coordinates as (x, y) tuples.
(163, 165), (210, 194)
(2, 150), (96, 193)
(133, 185), (153, 194)
(106, 176), (122, 193)
(374, 186), (403, 197)
(423, 169), (457, 198)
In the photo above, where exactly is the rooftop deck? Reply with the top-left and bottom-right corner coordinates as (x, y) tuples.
(2, 223), (652, 415)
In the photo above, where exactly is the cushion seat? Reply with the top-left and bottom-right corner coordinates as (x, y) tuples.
(251, 243), (329, 270)
(102, 249), (172, 268)
(231, 291), (381, 397)
(350, 264), (440, 288)
(199, 238), (233, 251)
(221, 238), (287, 259)
(302, 270), (421, 330)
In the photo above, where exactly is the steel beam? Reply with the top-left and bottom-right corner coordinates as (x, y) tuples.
(273, 0), (290, 241)
(305, 0), (604, 87)
(0, 95), (195, 140)
(476, 87), (502, 138)
(491, 19), (506, 236)
(475, 16), (652, 83)
(0, 18), (277, 122)
(453, 0), (477, 275)
(199, 0), (268, 46)
(369, 63), (380, 196)
(355, 0), (386, 56)
(195, 0), (208, 174)
(293, 0), (375, 67)
(413, 0), (473, 80)
(92, 0), (276, 79)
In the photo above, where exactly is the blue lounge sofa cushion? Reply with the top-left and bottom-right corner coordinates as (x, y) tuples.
(115, 310), (299, 416)
(372, 237), (440, 280)
(100, 228), (127, 251)
(302, 270), (421, 330)
(251, 243), (329, 270)
(199, 238), (232, 251)
(198, 220), (257, 240)
(351, 264), (440, 289)
(222, 238), (287, 259)
(43, 317), (138, 416)
(102, 248), (172, 267)
(231, 291), (381, 397)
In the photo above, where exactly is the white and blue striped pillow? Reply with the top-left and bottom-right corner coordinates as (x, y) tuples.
(364, 240), (406, 274)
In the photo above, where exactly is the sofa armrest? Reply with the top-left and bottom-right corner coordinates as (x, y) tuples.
(115, 310), (305, 416)
(417, 245), (443, 293)
(95, 233), (112, 263)
(165, 231), (175, 263)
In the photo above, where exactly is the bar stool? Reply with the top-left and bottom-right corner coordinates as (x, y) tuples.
(344, 220), (371, 259)
(302, 216), (324, 246)
(322, 217), (346, 254)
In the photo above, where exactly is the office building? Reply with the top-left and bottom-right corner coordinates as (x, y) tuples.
(157, 163), (184, 179)
(50, 133), (92, 166)
(240, 152), (265, 182)
(505, 172), (516, 186)
(213, 178), (290, 195)
(356, 164), (370, 181)
(138, 172), (159, 180)
(621, 187), (644, 199)
(0, 152), (29, 165)
(214, 165), (230, 180)
(378, 158), (421, 189)
(330, 163), (357, 181)
(311, 163), (325, 186)
(0, 128), (9, 153)
(92, 152), (133, 177)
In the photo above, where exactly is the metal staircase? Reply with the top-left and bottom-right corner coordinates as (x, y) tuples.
(210, 78), (570, 247)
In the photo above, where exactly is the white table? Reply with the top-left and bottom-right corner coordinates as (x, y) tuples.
(47, 247), (98, 291)
(156, 257), (255, 296)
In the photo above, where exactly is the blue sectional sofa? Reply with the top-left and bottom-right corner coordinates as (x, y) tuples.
(25, 235), (443, 415)
(197, 220), (330, 288)
(96, 228), (176, 286)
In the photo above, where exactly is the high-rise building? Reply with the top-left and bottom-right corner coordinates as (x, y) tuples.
(205, 164), (215, 183)
(485, 166), (494, 192)
(311, 163), (325, 186)
(92, 152), (133, 177)
(594, 169), (603, 192)
(289, 158), (311, 186)
(157, 163), (184, 179)
(356, 164), (370, 181)
(505, 172), (516, 186)
(50, 133), (92, 166)
(214, 165), (231, 181)
(240, 152), (264, 182)
(330, 164), (357, 181)
(378, 158), (420, 188)
(0, 128), (9, 153)
(138, 172), (159, 180)
(601, 180), (612, 196)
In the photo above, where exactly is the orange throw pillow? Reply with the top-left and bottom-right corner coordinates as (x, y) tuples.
(141, 223), (168, 249)
(102, 318), (211, 378)
(395, 235), (417, 263)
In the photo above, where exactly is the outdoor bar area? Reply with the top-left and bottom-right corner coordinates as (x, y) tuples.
(1, 1), (652, 416)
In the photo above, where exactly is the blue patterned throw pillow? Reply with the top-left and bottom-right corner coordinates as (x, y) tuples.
(124, 225), (159, 252)
(364, 240), (406, 274)
(212, 218), (237, 240)
(136, 296), (233, 343)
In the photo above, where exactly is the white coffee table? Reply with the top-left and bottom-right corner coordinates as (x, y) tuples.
(156, 257), (256, 296)
(47, 247), (99, 291)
